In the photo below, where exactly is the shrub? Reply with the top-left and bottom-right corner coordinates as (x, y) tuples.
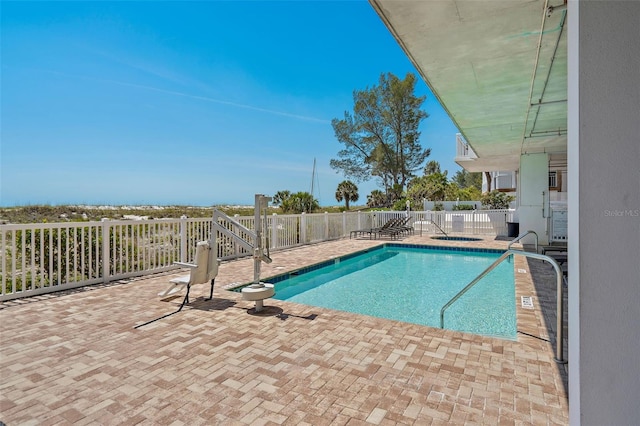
(481, 191), (515, 209)
(453, 204), (475, 211)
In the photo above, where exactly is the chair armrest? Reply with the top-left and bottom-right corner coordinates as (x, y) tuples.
(173, 261), (197, 269)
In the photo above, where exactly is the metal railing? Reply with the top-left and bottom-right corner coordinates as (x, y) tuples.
(439, 249), (566, 363)
(507, 230), (539, 253)
(1, 209), (512, 301)
(414, 210), (514, 236)
(455, 133), (477, 159)
(415, 219), (448, 237)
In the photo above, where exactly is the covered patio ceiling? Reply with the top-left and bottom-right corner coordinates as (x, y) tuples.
(370, 0), (568, 172)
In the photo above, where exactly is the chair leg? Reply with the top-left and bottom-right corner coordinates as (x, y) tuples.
(134, 279), (200, 329)
(207, 278), (216, 300)
(178, 284), (191, 312)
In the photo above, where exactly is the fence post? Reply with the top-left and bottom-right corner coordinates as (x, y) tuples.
(180, 216), (188, 263)
(357, 211), (362, 230)
(300, 213), (306, 244)
(472, 210), (476, 235)
(324, 212), (329, 240)
(101, 219), (110, 283)
(271, 213), (278, 249)
(504, 212), (508, 237)
(342, 212), (347, 237)
(234, 214), (240, 257)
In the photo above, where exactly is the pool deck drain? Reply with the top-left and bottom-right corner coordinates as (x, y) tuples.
(0, 235), (568, 424)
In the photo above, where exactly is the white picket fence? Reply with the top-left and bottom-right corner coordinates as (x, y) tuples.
(0, 209), (512, 301)
(411, 210), (515, 235)
(422, 200), (517, 211)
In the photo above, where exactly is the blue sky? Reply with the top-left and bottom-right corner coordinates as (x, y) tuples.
(1, 0), (460, 207)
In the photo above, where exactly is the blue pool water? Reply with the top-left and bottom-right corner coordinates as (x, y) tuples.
(266, 244), (516, 339)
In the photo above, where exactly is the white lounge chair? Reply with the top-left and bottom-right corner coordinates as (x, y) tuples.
(158, 240), (219, 307)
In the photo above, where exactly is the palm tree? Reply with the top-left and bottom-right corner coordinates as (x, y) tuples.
(335, 180), (359, 210)
(282, 192), (319, 214)
(366, 189), (386, 208)
(272, 190), (291, 208)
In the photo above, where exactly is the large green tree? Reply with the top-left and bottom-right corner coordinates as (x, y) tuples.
(405, 172), (449, 206)
(424, 160), (443, 176)
(366, 190), (386, 208)
(452, 169), (482, 191)
(335, 180), (359, 210)
(330, 72), (431, 204)
(455, 185), (482, 201)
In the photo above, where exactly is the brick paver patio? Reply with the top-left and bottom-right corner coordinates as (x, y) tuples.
(0, 235), (568, 425)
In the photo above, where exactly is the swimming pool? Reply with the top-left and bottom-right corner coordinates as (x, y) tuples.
(261, 244), (516, 339)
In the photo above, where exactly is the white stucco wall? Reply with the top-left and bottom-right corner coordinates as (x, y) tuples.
(569, 1), (640, 424)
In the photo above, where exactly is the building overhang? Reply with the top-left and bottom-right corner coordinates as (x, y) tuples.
(369, 0), (568, 172)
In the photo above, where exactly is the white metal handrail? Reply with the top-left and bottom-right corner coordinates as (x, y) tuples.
(420, 219), (448, 237)
(439, 249), (566, 364)
(507, 230), (539, 253)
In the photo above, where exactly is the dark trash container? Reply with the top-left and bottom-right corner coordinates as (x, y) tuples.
(507, 222), (519, 238)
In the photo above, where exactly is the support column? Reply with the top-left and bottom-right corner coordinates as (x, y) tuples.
(568, 1), (640, 424)
(518, 152), (550, 245)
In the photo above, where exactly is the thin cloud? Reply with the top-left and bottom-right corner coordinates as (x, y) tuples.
(80, 43), (216, 95)
(42, 68), (331, 124)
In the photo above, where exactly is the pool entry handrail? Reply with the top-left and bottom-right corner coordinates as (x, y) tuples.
(417, 218), (448, 237)
(439, 249), (566, 364)
(507, 230), (539, 253)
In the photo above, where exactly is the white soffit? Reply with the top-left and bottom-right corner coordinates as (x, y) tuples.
(370, 0), (568, 172)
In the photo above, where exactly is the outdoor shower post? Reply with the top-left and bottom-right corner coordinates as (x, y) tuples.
(253, 194), (272, 285)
